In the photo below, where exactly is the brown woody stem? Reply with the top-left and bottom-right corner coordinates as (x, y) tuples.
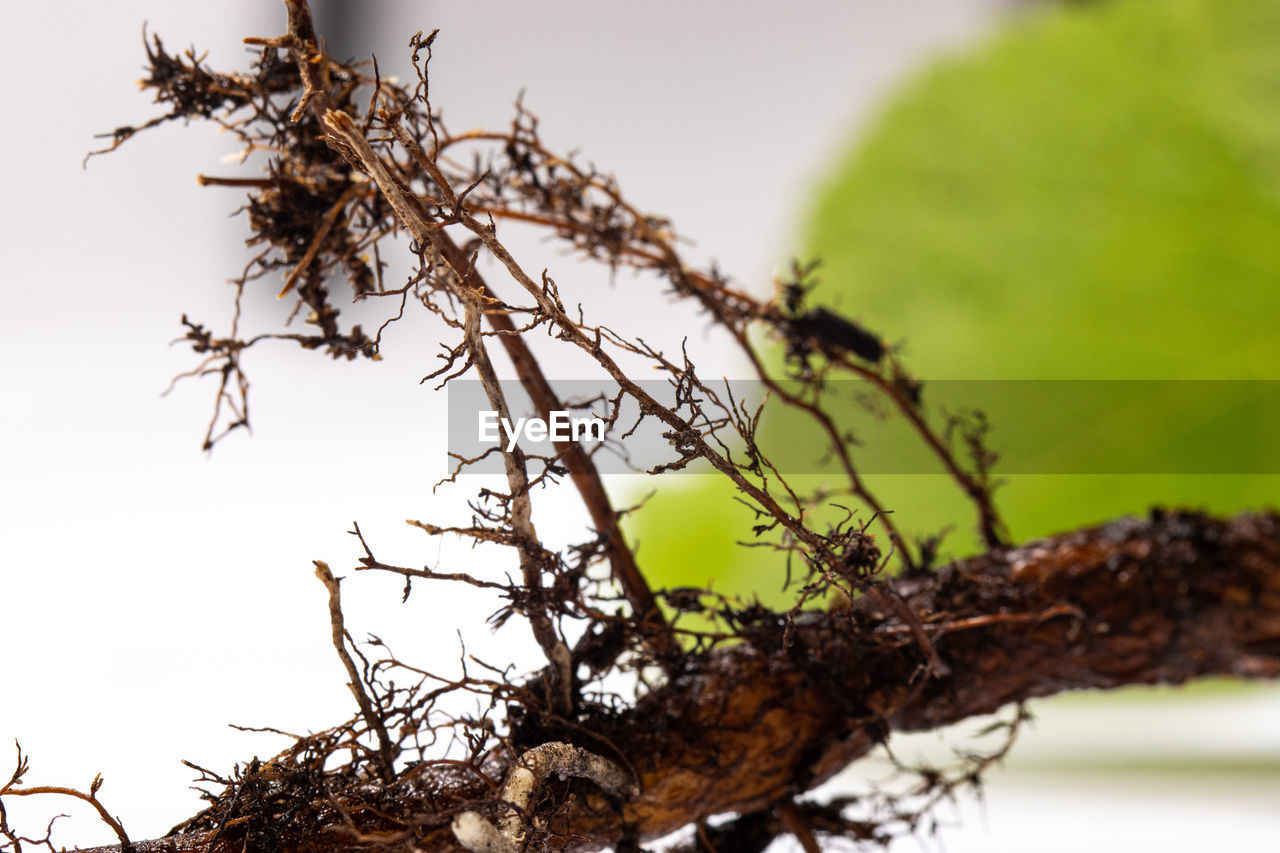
(74, 511), (1280, 853)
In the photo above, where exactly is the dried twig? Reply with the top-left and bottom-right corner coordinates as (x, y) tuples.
(313, 561), (397, 782)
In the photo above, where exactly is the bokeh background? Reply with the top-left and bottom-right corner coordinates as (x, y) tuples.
(2, 1), (1277, 851)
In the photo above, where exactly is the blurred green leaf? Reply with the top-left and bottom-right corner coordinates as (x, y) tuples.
(630, 0), (1280, 600)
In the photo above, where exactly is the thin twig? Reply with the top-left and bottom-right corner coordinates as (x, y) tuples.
(313, 560), (397, 782)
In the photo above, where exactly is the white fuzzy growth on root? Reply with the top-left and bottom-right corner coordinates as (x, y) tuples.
(451, 812), (518, 853)
(451, 742), (638, 853)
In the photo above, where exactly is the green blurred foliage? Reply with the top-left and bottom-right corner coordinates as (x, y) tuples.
(628, 0), (1280, 604)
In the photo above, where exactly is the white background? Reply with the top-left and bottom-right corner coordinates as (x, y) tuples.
(2, 2), (1276, 851)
